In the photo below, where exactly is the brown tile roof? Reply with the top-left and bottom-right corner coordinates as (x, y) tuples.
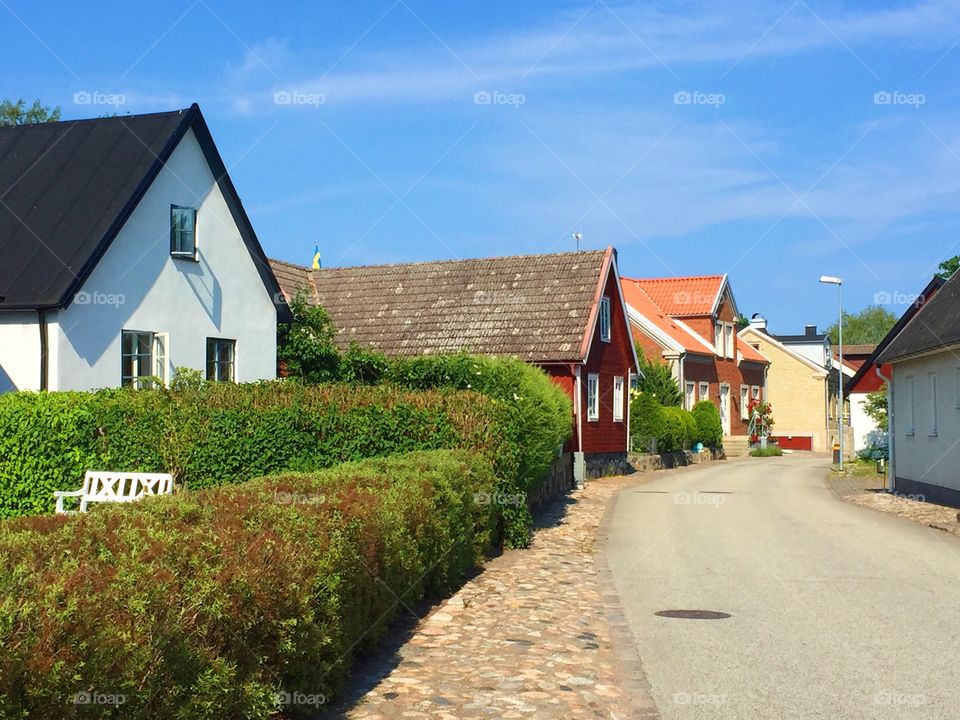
(268, 249), (612, 363)
(835, 344), (877, 357)
(629, 275), (726, 316)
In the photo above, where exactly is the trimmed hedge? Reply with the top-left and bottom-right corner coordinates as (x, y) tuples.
(691, 400), (723, 447)
(0, 450), (497, 719)
(630, 392), (702, 453)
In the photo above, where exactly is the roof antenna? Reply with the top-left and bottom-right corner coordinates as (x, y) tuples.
(572, 232), (582, 251)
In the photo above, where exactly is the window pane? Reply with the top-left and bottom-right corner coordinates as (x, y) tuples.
(171, 206), (196, 255)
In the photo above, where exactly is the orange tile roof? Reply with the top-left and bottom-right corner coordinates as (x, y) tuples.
(737, 336), (768, 364)
(629, 275), (725, 316)
(620, 279), (715, 356)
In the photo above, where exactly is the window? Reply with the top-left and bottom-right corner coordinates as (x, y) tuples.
(629, 373), (639, 392)
(699, 382), (709, 401)
(752, 385), (760, 401)
(930, 373), (938, 436)
(121, 331), (167, 388)
(206, 338), (236, 382)
(599, 297), (611, 342)
(170, 205), (197, 258)
(685, 381), (696, 410)
(587, 373), (599, 421)
(724, 324), (734, 359)
(613, 376), (624, 422)
(714, 323), (722, 354)
(906, 377), (915, 436)
(740, 385), (749, 417)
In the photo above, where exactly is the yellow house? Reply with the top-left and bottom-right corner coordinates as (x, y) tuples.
(739, 322), (852, 454)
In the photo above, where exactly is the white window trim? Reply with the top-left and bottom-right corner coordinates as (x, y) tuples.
(685, 381), (696, 410)
(613, 375), (624, 422)
(906, 376), (916, 436)
(724, 323), (735, 359)
(154, 333), (169, 387)
(599, 297), (611, 343)
(740, 384), (749, 417)
(930, 373), (938, 437)
(714, 323), (722, 355)
(699, 382), (710, 401)
(587, 373), (600, 421)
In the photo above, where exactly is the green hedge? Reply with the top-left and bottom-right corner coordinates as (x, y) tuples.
(0, 450), (497, 719)
(691, 400), (723, 447)
(630, 392), (702, 453)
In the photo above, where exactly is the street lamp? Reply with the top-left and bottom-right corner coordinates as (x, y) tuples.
(820, 275), (844, 471)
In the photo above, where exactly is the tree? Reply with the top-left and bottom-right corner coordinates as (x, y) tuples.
(863, 386), (888, 432)
(826, 306), (897, 345)
(936, 255), (960, 280)
(0, 98), (61, 126)
(277, 293), (341, 382)
(635, 344), (683, 406)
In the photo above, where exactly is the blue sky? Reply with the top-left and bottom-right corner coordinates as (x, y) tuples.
(3, 0), (960, 333)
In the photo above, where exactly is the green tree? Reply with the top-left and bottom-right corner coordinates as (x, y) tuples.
(863, 387), (888, 432)
(826, 305), (897, 345)
(277, 293), (341, 382)
(0, 98), (61, 126)
(635, 345), (682, 406)
(936, 255), (960, 280)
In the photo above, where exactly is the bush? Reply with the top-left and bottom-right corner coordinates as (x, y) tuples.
(750, 445), (783, 457)
(660, 406), (697, 452)
(0, 450), (497, 719)
(691, 400), (723, 447)
(629, 391), (666, 451)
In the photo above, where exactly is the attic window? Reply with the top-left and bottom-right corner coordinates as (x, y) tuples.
(599, 296), (611, 342)
(170, 205), (197, 259)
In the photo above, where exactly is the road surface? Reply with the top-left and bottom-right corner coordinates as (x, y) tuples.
(605, 455), (960, 719)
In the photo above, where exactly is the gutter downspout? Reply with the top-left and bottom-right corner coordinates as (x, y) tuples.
(37, 310), (48, 391)
(574, 364), (585, 489)
(877, 366), (894, 493)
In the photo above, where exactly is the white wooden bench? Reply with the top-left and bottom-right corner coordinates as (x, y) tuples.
(54, 471), (174, 514)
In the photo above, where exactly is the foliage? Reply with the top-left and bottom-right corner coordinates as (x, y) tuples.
(863, 386), (888, 432)
(0, 450), (497, 719)
(634, 345), (682, 406)
(276, 293), (341, 382)
(825, 306), (897, 345)
(691, 400), (723, 447)
(629, 390), (666, 451)
(0, 98), (60, 126)
(747, 399), (774, 442)
(662, 406), (698, 451)
(936, 254), (960, 280)
(750, 445), (783, 457)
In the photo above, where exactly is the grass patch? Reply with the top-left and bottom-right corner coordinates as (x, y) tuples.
(750, 446), (783, 457)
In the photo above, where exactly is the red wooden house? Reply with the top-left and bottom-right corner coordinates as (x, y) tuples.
(269, 246), (639, 476)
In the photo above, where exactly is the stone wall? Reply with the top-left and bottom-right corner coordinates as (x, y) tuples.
(585, 451), (631, 479)
(628, 447), (725, 472)
(527, 452), (573, 513)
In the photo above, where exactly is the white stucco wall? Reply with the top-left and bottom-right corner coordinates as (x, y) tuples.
(0, 311), (42, 392)
(47, 128), (277, 390)
(891, 351), (960, 492)
(850, 392), (879, 452)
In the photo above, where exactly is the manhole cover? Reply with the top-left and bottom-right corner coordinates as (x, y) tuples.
(655, 609), (731, 619)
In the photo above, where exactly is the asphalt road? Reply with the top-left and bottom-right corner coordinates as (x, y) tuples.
(605, 455), (960, 719)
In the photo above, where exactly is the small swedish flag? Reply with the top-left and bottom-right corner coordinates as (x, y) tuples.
(312, 244), (322, 269)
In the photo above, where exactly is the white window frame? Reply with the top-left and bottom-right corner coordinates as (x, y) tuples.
(699, 382), (710, 401)
(599, 297), (611, 343)
(121, 330), (167, 389)
(752, 385), (760, 401)
(206, 338), (237, 383)
(587, 373), (600, 421)
(724, 323), (734, 359)
(930, 373), (938, 437)
(685, 381), (696, 410)
(740, 384), (749, 417)
(613, 375), (624, 422)
(170, 205), (198, 259)
(714, 323), (722, 355)
(906, 376), (915, 436)
(154, 332), (169, 387)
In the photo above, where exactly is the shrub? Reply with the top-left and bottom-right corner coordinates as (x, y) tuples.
(691, 400), (723, 447)
(660, 406), (697, 452)
(0, 450), (497, 720)
(750, 445), (783, 457)
(629, 390), (666, 452)
(634, 345), (682, 406)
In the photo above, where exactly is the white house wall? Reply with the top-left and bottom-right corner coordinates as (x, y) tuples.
(850, 393), (879, 452)
(0, 311), (41, 392)
(52, 128), (277, 390)
(892, 351), (960, 494)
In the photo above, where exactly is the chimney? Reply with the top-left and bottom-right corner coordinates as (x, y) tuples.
(749, 313), (767, 331)
(805, 324), (817, 337)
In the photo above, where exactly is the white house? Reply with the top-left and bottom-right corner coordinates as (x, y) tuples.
(0, 104), (289, 393)
(877, 271), (960, 505)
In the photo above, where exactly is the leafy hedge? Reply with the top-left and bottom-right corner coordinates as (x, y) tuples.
(0, 450), (497, 719)
(630, 391), (707, 453)
(0, 380), (561, 546)
(691, 400), (723, 447)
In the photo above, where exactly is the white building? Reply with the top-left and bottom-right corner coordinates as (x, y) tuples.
(0, 104), (289, 393)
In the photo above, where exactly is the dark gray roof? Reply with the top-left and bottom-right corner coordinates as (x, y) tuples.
(0, 104), (289, 320)
(878, 274), (960, 363)
(269, 249), (613, 363)
(774, 333), (828, 343)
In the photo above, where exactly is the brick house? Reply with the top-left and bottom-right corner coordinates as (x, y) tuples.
(620, 275), (768, 443)
(269, 247), (639, 477)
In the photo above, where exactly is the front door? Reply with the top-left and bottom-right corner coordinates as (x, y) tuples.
(719, 384), (731, 436)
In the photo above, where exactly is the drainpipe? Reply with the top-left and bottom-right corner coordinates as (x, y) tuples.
(877, 366), (894, 493)
(37, 309), (48, 391)
(573, 365), (585, 489)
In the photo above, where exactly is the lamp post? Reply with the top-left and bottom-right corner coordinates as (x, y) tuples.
(820, 275), (844, 471)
